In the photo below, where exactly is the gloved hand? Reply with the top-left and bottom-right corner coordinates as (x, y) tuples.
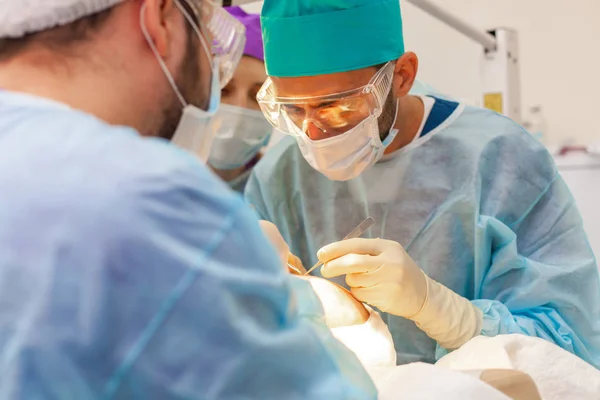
(259, 220), (305, 273)
(319, 238), (483, 350)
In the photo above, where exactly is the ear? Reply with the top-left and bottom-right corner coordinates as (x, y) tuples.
(141, 0), (178, 57)
(391, 52), (419, 98)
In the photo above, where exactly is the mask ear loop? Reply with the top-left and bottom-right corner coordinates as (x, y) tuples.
(382, 99), (401, 146)
(139, 1), (214, 109)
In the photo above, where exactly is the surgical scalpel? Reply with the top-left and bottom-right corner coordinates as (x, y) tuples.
(304, 217), (375, 276)
(287, 263), (303, 275)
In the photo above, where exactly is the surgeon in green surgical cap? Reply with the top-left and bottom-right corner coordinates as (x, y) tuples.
(246, 0), (600, 367)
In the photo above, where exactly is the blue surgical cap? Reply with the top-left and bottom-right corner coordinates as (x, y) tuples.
(261, 0), (405, 77)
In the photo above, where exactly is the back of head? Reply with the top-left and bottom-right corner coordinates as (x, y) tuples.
(0, 0), (214, 141)
(0, 0), (122, 39)
(0, 1), (124, 66)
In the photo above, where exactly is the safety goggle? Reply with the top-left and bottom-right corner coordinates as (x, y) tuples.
(177, 0), (246, 88)
(257, 62), (395, 137)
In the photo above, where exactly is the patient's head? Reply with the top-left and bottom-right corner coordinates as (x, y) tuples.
(294, 275), (369, 329)
(295, 275), (397, 372)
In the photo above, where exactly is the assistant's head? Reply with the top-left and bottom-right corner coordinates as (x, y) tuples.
(257, 0), (419, 181)
(208, 7), (273, 179)
(0, 0), (225, 140)
(222, 56), (266, 111)
(221, 7), (266, 111)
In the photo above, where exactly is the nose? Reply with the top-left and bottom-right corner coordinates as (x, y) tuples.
(232, 94), (248, 109)
(304, 120), (329, 141)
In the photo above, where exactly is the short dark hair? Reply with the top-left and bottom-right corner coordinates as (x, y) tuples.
(0, 8), (114, 61)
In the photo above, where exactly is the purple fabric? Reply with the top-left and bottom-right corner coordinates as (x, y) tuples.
(225, 6), (264, 62)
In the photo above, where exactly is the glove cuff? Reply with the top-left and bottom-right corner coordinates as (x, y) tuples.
(410, 274), (483, 350)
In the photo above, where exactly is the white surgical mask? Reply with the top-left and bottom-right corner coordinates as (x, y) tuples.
(294, 101), (399, 181)
(170, 64), (221, 163)
(140, 2), (221, 164)
(208, 104), (273, 170)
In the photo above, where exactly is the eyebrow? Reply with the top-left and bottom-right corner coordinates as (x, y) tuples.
(315, 101), (337, 108)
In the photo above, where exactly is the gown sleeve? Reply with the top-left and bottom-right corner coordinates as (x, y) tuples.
(97, 154), (376, 398)
(438, 174), (600, 368)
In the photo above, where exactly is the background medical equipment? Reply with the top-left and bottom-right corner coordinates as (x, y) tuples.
(305, 217), (375, 276)
(523, 105), (547, 144)
(405, 0), (522, 123)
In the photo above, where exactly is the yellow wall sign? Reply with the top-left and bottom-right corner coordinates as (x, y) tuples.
(484, 93), (504, 114)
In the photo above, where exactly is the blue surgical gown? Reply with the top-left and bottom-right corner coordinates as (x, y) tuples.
(245, 99), (600, 368)
(0, 91), (377, 399)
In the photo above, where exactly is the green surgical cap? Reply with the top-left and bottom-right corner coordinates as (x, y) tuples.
(261, 0), (405, 77)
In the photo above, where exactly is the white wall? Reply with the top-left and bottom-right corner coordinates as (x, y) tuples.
(240, 2), (261, 14)
(242, 1), (600, 145)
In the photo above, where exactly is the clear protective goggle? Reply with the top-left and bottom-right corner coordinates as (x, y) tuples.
(257, 62), (395, 137)
(178, 0), (246, 88)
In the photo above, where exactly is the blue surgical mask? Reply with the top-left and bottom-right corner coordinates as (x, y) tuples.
(207, 64), (221, 114)
(208, 104), (273, 170)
